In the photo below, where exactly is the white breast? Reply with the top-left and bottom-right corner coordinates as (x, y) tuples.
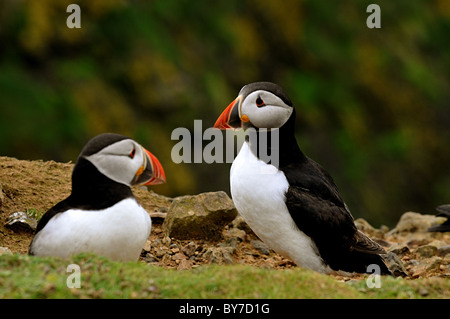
(30, 198), (151, 261)
(230, 142), (329, 273)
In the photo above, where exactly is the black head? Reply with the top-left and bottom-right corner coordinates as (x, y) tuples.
(76, 133), (166, 187)
(214, 81), (294, 130)
(239, 82), (293, 107)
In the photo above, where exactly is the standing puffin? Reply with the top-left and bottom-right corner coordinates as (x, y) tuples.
(214, 82), (390, 275)
(29, 133), (166, 261)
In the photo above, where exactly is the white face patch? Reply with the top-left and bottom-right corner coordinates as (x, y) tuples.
(240, 91), (293, 129)
(84, 139), (146, 186)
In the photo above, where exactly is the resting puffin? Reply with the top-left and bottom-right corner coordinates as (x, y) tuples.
(28, 133), (166, 261)
(214, 82), (390, 275)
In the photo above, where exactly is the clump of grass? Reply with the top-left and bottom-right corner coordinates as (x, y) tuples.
(26, 208), (44, 221)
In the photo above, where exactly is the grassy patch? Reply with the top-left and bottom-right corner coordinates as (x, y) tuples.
(25, 208), (44, 222)
(0, 253), (448, 299)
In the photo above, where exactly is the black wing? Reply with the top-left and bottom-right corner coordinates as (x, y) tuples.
(282, 157), (390, 274)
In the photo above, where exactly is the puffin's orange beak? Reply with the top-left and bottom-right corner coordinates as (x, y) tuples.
(134, 148), (166, 186)
(214, 95), (243, 130)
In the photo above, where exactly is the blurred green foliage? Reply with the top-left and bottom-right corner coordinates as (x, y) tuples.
(0, 0), (448, 227)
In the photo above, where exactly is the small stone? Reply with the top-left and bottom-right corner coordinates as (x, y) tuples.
(425, 256), (445, 272)
(161, 254), (172, 264)
(221, 249), (234, 264)
(5, 211), (37, 233)
(406, 238), (431, 247)
(152, 239), (162, 246)
(415, 245), (438, 258)
(143, 253), (157, 263)
(162, 236), (171, 246)
(181, 242), (197, 257)
(224, 227), (247, 242)
(251, 240), (271, 255)
(437, 245), (450, 257)
(177, 259), (193, 270)
(232, 215), (255, 236)
(388, 244), (410, 257)
(203, 247), (234, 264)
(383, 252), (408, 277)
(418, 287), (429, 296)
(155, 248), (166, 258)
(143, 240), (151, 252)
(222, 237), (239, 249)
(406, 259), (419, 267)
(172, 252), (187, 261)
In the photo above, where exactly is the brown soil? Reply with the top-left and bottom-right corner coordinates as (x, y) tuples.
(1, 156), (448, 281)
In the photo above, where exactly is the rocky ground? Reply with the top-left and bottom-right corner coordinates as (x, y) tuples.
(0, 156), (449, 284)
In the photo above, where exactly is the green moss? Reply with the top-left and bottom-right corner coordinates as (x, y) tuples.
(1, 253), (448, 299)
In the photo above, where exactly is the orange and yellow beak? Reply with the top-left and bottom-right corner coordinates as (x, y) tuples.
(214, 95), (243, 130)
(134, 148), (166, 186)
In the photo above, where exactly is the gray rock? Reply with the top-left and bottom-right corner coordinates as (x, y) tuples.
(162, 191), (238, 241)
(4, 212), (37, 233)
(388, 244), (410, 257)
(203, 246), (234, 264)
(415, 245), (438, 258)
(181, 242), (197, 257)
(383, 252), (408, 277)
(418, 287), (429, 297)
(143, 253), (157, 263)
(388, 212), (446, 235)
(407, 259), (419, 267)
(406, 238), (431, 247)
(251, 240), (271, 255)
(437, 245), (450, 257)
(231, 215), (256, 236)
(224, 227), (247, 242)
(425, 256), (446, 272)
(177, 259), (193, 270)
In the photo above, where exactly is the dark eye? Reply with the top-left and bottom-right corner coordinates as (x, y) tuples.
(128, 148), (136, 159)
(256, 96), (265, 107)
